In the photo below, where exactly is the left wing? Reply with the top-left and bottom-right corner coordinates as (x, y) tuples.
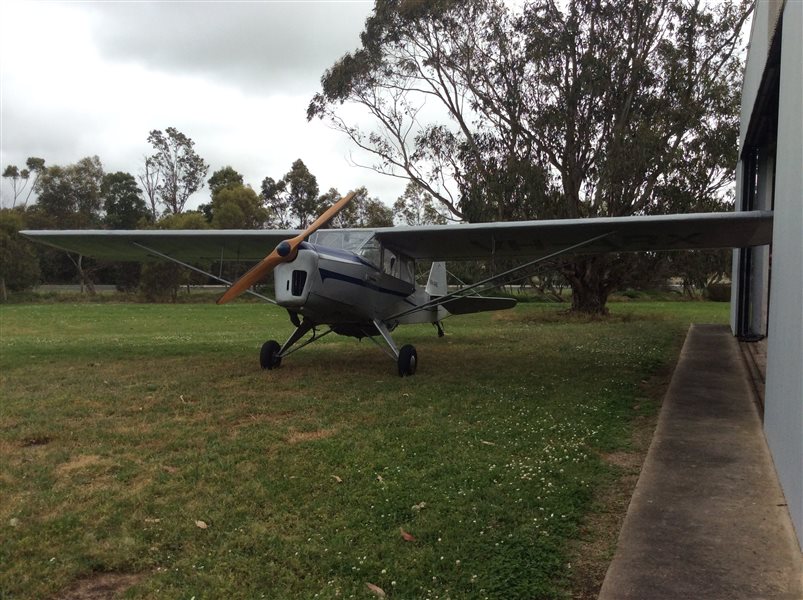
(373, 211), (773, 260)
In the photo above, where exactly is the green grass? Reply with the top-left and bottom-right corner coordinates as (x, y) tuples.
(0, 301), (728, 599)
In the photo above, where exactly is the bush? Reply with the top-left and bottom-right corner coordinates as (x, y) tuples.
(706, 282), (731, 302)
(139, 262), (181, 302)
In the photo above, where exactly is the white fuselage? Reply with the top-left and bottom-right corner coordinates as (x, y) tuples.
(273, 244), (444, 332)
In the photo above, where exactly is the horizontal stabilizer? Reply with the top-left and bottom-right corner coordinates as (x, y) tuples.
(441, 296), (517, 315)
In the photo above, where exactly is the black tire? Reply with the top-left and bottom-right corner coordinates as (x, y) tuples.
(397, 344), (417, 377)
(260, 340), (282, 370)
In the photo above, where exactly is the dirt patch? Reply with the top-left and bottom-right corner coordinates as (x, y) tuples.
(286, 428), (337, 444)
(56, 454), (106, 475)
(601, 450), (643, 470)
(565, 363), (675, 599)
(21, 435), (52, 447)
(568, 421), (652, 598)
(231, 410), (297, 429)
(55, 572), (143, 600)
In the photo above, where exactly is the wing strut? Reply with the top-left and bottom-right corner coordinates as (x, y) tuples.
(387, 231), (613, 321)
(131, 241), (277, 304)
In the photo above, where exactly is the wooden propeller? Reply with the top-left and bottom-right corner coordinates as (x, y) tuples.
(216, 191), (357, 305)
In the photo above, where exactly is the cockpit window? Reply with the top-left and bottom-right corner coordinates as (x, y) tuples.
(382, 247), (414, 283)
(309, 230), (372, 252)
(357, 238), (381, 267)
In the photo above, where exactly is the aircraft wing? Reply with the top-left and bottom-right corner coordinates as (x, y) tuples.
(19, 229), (301, 262)
(372, 211), (773, 260)
(22, 211), (772, 264)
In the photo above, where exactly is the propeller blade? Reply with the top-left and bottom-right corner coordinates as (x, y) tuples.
(216, 190), (357, 305)
(216, 252), (285, 305)
(295, 190), (357, 240)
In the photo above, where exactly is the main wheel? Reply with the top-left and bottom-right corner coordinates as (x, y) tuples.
(397, 344), (417, 377)
(260, 340), (282, 370)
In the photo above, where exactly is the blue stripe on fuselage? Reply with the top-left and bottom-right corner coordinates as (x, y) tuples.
(318, 268), (411, 298)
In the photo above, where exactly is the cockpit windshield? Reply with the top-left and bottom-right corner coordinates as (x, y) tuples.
(309, 230), (373, 252)
(308, 230), (414, 283)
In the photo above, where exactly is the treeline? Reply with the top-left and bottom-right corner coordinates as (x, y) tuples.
(308, 0), (749, 312)
(0, 128), (447, 300)
(0, 138), (732, 303)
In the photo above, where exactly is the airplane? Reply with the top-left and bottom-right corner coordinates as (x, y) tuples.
(22, 192), (773, 376)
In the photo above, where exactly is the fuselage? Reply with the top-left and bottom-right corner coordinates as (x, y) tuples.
(273, 242), (443, 333)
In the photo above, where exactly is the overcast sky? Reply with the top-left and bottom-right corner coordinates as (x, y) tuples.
(0, 1), (411, 211)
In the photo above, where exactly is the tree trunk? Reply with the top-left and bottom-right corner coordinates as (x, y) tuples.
(563, 256), (611, 315)
(1, 277), (7, 302)
(75, 255), (96, 296)
(570, 279), (609, 314)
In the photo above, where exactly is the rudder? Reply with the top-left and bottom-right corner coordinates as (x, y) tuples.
(425, 261), (447, 297)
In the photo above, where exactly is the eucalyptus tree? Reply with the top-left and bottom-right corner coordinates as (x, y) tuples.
(260, 176), (292, 228)
(102, 172), (150, 229)
(261, 159), (322, 228)
(2, 158), (45, 209)
(328, 186), (394, 228)
(309, 0), (751, 313)
(393, 181), (448, 226)
(210, 185), (269, 229)
(144, 127), (209, 215)
(2, 166), (27, 209)
(201, 166), (267, 229)
(284, 159), (322, 228)
(34, 156), (105, 228)
(138, 156), (161, 221)
(207, 166), (245, 197)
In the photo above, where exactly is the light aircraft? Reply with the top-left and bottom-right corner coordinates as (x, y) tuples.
(22, 192), (772, 376)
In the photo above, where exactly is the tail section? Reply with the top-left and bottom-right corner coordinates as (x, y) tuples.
(425, 261), (447, 297)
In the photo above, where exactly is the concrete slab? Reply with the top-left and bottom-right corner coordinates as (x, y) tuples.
(598, 324), (803, 600)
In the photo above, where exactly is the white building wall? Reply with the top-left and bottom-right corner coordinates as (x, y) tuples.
(764, 0), (803, 545)
(731, 0), (773, 334)
(738, 2), (772, 148)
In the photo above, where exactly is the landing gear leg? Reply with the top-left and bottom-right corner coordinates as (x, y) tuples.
(372, 319), (417, 377)
(259, 318), (332, 371)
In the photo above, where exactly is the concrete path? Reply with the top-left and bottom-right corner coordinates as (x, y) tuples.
(598, 324), (803, 600)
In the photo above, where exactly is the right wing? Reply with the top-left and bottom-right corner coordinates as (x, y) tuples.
(19, 229), (302, 262)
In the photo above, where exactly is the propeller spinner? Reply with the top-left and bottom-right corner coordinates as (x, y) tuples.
(216, 191), (357, 305)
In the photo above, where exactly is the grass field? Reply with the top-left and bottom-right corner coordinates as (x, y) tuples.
(0, 300), (729, 599)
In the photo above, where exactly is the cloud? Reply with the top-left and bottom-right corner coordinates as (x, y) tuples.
(87, 2), (373, 94)
(1, 1), (409, 209)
